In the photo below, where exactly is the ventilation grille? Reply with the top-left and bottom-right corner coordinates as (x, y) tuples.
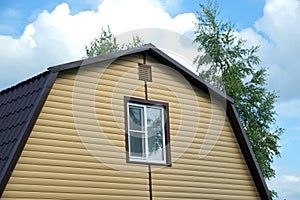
(138, 64), (152, 82)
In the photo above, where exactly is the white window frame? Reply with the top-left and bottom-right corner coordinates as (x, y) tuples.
(127, 102), (168, 165)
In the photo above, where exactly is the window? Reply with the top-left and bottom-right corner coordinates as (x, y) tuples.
(125, 97), (171, 165)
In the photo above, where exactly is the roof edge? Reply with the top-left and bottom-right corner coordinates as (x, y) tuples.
(48, 60), (83, 73)
(0, 71), (50, 95)
(227, 102), (271, 200)
(47, 44), (234, 104)
(48, 44), (156, 73)
(146, 47), (234, 103)
(0, 71), (58, 197)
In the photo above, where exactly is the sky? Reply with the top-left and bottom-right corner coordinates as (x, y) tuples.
(0, 0), (299, 199)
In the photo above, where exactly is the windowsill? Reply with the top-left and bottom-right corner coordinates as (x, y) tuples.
(127, 159), (172, 167)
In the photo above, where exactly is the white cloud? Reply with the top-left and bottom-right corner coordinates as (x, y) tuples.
(0, 0), (197, 90)
(268, 174), (300, 199)
(96, 0), (196, 34)
(238, 0), (300, 102)
(276, 99), (300, 118)
(283, 175), (300, 183)
(21, 24), (36, 47)
(257, 0), (300, 46)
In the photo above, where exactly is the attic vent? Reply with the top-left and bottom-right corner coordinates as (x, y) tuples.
(138, 64), (152, 82)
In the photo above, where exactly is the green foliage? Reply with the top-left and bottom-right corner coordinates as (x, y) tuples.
(123, 35), (144, 50)
(194, 0), (283, 186)
(85, 26), (144, 57)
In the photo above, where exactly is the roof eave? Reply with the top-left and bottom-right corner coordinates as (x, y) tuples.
(227, 102), (272, 200)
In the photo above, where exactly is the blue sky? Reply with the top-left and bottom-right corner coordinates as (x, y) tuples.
(0, 0), (299, 199)
(0, 0), (265, 37)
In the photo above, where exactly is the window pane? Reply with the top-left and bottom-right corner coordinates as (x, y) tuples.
(129, 131), (145, 158)
(147, 107), (164, 161)
(129, 106), (144, 131)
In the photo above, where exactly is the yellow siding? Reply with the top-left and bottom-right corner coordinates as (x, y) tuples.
(145, 56), (260, 199)
(2, 54), (260, 199)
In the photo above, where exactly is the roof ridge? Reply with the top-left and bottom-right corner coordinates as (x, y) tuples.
(48, 44), (156, 72)
(0, 70), (50, 96)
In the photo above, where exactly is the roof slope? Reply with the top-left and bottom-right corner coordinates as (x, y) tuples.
(0, 44), (271, 199)
(0, 71), (57, 196)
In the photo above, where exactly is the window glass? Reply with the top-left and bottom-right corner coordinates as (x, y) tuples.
(147, 107), (164, 161)
(129, 106), (144, 131)
(129, 131), (145, 158)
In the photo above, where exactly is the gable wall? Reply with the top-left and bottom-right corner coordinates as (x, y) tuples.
(2, 54), (260, 199)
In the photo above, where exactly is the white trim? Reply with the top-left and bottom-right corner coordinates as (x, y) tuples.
(127, 102), (167, 164)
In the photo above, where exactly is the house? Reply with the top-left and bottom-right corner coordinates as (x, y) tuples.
(0, 44), (271, 199)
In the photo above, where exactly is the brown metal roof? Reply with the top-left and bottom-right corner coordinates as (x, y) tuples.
(0, 71), (58, 196)
(0, 44), (271, 199)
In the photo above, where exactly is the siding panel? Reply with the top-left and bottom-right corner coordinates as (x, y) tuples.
(2, 54), (260, 199)
(147, 56), (260, 199)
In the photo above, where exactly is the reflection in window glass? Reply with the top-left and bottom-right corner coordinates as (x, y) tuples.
(147, 107), (164, 161)
(129, 106), (144, 131)
(129, 131), (145, 158)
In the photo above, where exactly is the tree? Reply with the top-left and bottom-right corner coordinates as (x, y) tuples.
(194, 0), (283, 194)
(85, 26), (144, 57)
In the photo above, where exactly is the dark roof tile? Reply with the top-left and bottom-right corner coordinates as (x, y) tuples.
(0, 70), (56, 196)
